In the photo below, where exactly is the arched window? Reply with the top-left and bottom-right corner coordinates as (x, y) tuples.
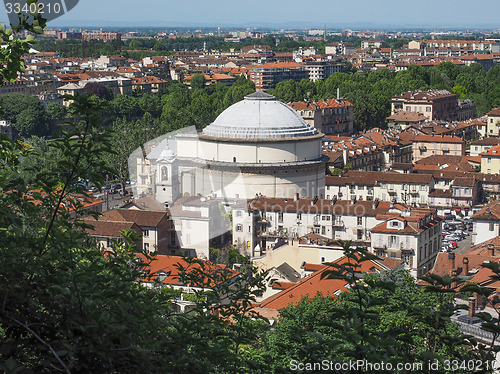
(161, 166), (168, 181)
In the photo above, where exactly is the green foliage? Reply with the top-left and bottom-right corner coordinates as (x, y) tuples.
(272, 61), (500, 129)
(191, 73), (206, 90)
(46, 101), (67, 122)
(261, 241), (493, 373)
(0, 94), (50, 137)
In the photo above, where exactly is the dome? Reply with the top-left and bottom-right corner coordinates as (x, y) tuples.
(157, 149), (176, 162)
(202, 92), (319, 140)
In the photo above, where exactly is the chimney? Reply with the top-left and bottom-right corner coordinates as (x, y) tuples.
(488, 242), (495, 256)
(448, 252), (455, 272)
(468, 296), (476, 318)
(294, 193), (299, 202)
(311, 195), (319, 206)
(463, 257), (469, 275)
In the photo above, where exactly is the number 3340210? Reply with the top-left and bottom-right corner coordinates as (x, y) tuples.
(5, 2), (62, 14)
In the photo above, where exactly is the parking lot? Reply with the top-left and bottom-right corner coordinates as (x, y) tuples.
(441, 219), (473, 254)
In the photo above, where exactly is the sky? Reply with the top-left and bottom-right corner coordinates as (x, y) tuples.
(1, 0), (500, 29)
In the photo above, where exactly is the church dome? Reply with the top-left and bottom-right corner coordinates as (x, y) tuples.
(202, 92), (319, 140)
(157, 149), (176, 162)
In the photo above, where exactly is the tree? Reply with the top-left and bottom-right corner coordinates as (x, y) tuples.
(82, 82), (112, 101)
(190, 73), (206, 90)
(1, 94), (270, 374)
(262, 242), (491, 373)
(15, 105), (50, 137)
(46, 101), (67, 122)
(0, 94), (50, 137)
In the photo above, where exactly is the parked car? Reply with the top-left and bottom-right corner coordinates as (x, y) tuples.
(87, 186), (99, 193)
(445, 240), (458, 248)
(445, 234), (460, 242)
(444, 214), (455, 221)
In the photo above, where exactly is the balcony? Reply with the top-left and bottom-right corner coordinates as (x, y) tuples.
(332, 220), (344, 228)
(313, 218), (321, 226)
(258, 230), (288, 238)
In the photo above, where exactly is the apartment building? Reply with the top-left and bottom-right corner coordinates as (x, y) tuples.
(486, 108), (500, 136)
(391, 90), (460, 121)
(250, 62), (307, 90)
(303, 60), (343, 82)
(168, 196), (231, 260)
(469, 137), (500, 157)
(471, 201), (500, 245)
(289, 98), (354, 135)
(371, 207), (442, 277)
(480, 144), (500, 174)
(386, 111), (427, 131)
(232, 196), (397, 257)
(411, 134), (465, 162)
(95, 209), (171, 254)
(325, 170), (434, 206)
(408, 40), (500, 53)
(84, 220), (143, 251)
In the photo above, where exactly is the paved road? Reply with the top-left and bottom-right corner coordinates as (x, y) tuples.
(454, 232), (473, 254)
(95, 191), (131, 211)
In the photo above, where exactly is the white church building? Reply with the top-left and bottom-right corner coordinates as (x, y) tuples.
(136, 92), (327, 204)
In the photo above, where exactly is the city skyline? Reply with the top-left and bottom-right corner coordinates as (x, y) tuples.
(1, 0), (499, 29)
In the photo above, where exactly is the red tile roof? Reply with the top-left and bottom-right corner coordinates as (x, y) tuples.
(136, 254), (235, 288)
(101, 209), (168, 227)
(480, 144), (500, 156)
(487, 108), (500, 116)
(256, 256), (387, 310)
(84, 220), (141, 238)
(471, 200), (500, 221)
(289, 98), (353, 110)
(413, 134), (464, 144)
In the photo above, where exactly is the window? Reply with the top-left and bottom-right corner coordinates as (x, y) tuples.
(144, 243), (150, 251)
(236, 224), (243, 232)
(357, 216), (362, 226)
(297, 213), (302, 220)
(161, 166), (168, 181)
(143, 230), (149, 237)
(278, 212), (283, 223)
(406, 106), (411, 111)
(170, 232), (176, 245)
(488, 158), (492, 164)
(420, 185), (426, 191)
(321, 226), (326, 235)
(321, 257), (326, 263)
(391, 221), (399, 227)
(390, 235), (397, 245)
(489, 222), (495, 231)
(186, 234), (191, 245)
(236, 210), (242, 217)
(426, 107), (431, 112)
